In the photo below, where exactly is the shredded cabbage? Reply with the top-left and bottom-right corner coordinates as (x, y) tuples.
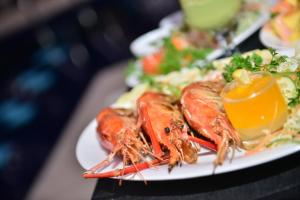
(284, 106), (300, 133)
(113, 83), (150, 109)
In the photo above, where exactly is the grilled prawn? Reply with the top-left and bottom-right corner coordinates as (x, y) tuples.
(83, 108), (150, 176)
(181, 81), (241, 165)
(83, 93), (217, 179)
(137, 92), (199, 170)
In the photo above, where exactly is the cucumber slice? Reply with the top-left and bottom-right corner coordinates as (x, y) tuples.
(276, 76), (298, 101)
(232, 69), (252, 85)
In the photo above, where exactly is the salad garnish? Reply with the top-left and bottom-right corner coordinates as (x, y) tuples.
(223, 48), (299, 107)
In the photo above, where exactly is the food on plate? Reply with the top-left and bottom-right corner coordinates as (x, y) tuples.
(245, 105), (300, 152)
(222, 49), (299, 107)
(83, 92), (218, 179)
(126, 0), (264, 84)
(284, 105), (300, 133)
(83, 107), (169, 179)
(139, 35), (212, 76)
(85, 108), (149, 174)
(263, 0), (300, 43)
(222, 71), (288, 141)
(83, 49), (299, 179)
(137, 92), (199, 170)
(181, 81), (241, 165)
(221, 49), (299, 150)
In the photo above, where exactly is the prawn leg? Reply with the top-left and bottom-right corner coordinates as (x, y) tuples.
(83, 157), (169, 179)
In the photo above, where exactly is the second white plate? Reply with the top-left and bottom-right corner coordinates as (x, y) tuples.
(259, 26), (300, 50)
(127, 11), (269, 87)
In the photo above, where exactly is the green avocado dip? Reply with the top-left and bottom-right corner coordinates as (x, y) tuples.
(180, 0), (242, 30)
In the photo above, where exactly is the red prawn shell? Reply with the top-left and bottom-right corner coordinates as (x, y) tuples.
(137, 92), (198, 167)
(181, 81), (225, 144)
(181, 81), (241, 165)
(96, 108), (136, 151)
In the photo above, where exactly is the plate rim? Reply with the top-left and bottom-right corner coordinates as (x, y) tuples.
(76, 119), (300, 181)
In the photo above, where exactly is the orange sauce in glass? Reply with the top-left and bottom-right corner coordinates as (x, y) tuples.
(222, 73), (288, 141)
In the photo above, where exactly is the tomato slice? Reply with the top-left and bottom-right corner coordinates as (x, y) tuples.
(171, 36), (190, 50)
(142, 51), (164, 75)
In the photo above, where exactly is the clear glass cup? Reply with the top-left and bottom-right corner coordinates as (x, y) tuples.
(179, 0), (242, 30)
(221, 72), (288, 141)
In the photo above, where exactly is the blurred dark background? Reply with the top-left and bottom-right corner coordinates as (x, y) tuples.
(0, 0), (180, 199)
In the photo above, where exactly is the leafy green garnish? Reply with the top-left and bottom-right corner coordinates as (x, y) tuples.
(126, 35), (212, 82)
(223, 49), (290, 82)
(266, 134), (295, 148)
(154, 83), (181, 98)
(222, 48), (300, 108)
(251, 53), (263, 66)
(222, 53), (262, 82)
(270, 12), (278, 18)
(201, 62), (216, 72)
(159, 37), (211, 74)
(182, 48), (211, 62)
(288, 91), (300, 107)
(159, 37), (181, 74)
(139, 74), (155, 85)
(267, 48), (288, 72)
(125, 61), (137, 78)
(139, 72), (182, 98)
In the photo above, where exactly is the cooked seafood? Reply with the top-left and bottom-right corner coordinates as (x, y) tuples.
(137, 92), (198, 171)
(181, 81), (241, 165)
(83, 92), (217, 179)
(82, 49), (300, 180)
(84, 108), (149, 176)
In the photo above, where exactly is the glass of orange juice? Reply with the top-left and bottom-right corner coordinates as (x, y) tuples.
(221, 72), (288, 141)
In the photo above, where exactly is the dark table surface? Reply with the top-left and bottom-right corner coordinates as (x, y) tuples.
(92, 151), (300, 200)
(91, 31), (300, 200)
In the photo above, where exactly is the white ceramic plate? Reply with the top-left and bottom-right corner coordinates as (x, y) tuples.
(259, 26), (300, 50)
(130, 11), (269, 58)
(159, 10), (270, 47)
(76, 119), (300, 181)
(159, 11), (182, 29)
(130, 28), (172, 57)
(129, 26), (226, 60)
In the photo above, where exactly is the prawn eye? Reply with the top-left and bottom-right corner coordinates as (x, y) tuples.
(164, 127), (170, 134)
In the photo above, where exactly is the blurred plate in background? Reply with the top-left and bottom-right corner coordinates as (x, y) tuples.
(130, 28), (172, 57)
(127, 10), (269, 88)
(130, 10), (269, 58)
(259, 26), (300, 50)
(159, 11), (182, 29)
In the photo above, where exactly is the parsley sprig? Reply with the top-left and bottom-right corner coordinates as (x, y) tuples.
(223, 48), (299, 107)
(267, 48), (288, 72)
(223, 49), (288, 82)
(222, 53), (262, 82)
(159, 37), (211, 74)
